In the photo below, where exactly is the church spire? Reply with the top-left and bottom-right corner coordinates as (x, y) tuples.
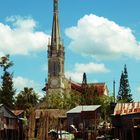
(51, 0), (62, 49)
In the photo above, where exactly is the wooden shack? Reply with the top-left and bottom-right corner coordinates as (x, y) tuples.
(12, 110), (25, 140)
(0, 104), (18, 140)
(67, 105), (101, 140)
(112, 102), (140, 140)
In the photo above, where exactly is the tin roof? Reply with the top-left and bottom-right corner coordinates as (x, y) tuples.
(67, 105), (101, 114)
(113, 102), (140, 116)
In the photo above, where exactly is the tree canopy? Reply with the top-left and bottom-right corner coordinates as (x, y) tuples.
(0, 55), (16, 108)
(117, 64), (133, 103)
(15, 87), (39, 110)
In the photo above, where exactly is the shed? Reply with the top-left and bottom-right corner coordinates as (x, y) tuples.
(0, 104), (17, 130)
(0, 104), (18, 140)
(67, 105), (101, 132)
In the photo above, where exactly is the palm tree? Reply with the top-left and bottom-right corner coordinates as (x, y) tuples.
(15, 87), (39, 110)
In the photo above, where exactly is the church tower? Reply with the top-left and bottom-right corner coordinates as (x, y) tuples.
(48, 0), (65, 93)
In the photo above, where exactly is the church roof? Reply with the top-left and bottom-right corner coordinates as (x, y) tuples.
(42, 80), (108, 97)
(71, 81), (82, 92)
(88, 83), (108, 96)
(71, 81), (108, 96)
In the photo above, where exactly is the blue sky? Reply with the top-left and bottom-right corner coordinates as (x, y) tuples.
(0, 0), (140, 101)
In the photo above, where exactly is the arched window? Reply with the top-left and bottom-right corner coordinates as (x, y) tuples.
(49, 61), (60, 76)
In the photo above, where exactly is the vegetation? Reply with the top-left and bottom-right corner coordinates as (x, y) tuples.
(0, 55), (16, 108)
(117, 64), (133, 103)
(0, 55), (125, 122)
(82, 84), (112, 120)
(41, 90), (81, 109)
(15, 87), (39, 110)
(0, 55), (40, 110)
(80, 73), (112, 121)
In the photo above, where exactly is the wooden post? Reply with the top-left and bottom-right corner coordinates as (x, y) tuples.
(132, 128), (135, 140)
(28, 108), (36, 139)
(45, 110), (49, 140)
(37, 111), (44, 140)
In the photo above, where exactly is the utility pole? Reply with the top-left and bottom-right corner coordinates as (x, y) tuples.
(113, 80), (116, 103)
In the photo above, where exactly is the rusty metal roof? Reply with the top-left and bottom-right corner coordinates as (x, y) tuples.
(113, 102), (140, 116)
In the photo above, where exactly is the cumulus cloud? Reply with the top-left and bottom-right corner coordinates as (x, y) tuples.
(74, 62), (110, 73)
(65, 71), (83, 83)
(66, 62), (109, 82)
(13, 76), (41, 92)
(65, 14), (140, 60)
(0, 16), (49, 55)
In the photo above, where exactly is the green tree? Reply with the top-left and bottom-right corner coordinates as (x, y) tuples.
(15, 87), (39, 110)
(117, 64), (133, 103)
(99, 95), (113, 121)
(81, 72), (89, 105)
(41, 91), (81, 109)
(0, 55), (15, 108)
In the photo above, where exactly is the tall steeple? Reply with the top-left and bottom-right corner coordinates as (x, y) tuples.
(48, 0), (65, 93)
(51, 0), (62, 49)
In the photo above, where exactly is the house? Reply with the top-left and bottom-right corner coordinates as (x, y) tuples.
(112, 102), (140, 140)
(0, 104), (18, 140)
(67, 105), (101, 140)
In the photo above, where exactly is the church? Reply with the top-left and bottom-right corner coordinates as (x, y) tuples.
(44, 0), (108, 97)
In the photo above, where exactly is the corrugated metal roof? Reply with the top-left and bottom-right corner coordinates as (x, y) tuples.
(113, 102), (140, 116)
(67, 105), (101, 114)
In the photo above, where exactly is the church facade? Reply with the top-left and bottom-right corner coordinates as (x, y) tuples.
(47, 0), (70, 94)
(45, 0), (108, 96)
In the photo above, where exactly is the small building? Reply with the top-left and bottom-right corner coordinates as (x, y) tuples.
(0, 104), (18, 140)
(67, 105), (101, 140)
(12, 110), (25, 140)
(112, 102), (140, 140)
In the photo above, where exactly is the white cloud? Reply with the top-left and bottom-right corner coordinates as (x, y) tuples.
(0, 16), (49, 55)
(65, 14), (140, 60)
(66, 62), (109, 82)
(65, 71), (83, 83)
(13, 76), (44, 97)
(74, 62), (110, 73)
(14, 76), (37, 90)
(13, 76), (40, 92)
